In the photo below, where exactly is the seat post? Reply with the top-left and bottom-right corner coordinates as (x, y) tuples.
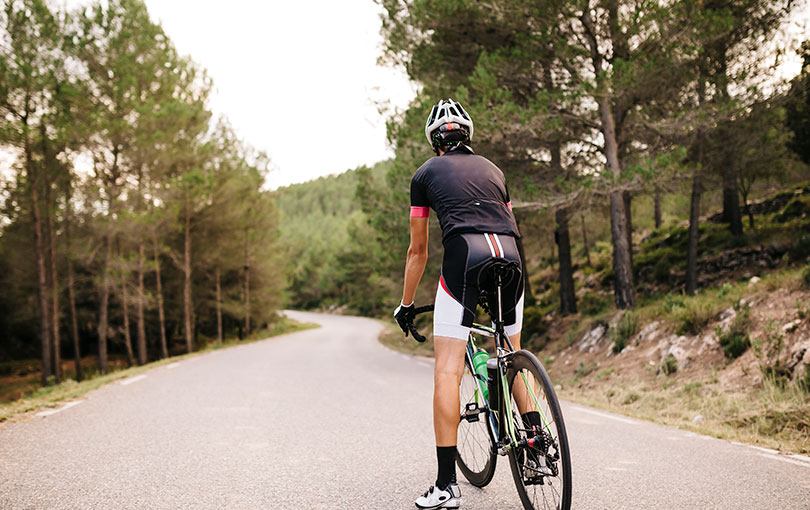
(496, 273), (503, 325)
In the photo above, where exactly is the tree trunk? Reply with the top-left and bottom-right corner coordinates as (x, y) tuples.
(136, 242), (147, 365)
(244, 229), (251, 337)
(687, 78), (707, 296)
(183, 199), (193, 353)
(581, 9), (635, 308)
(555, 208), (577, 315)
(743, 194), (755, 230)
(153, 237), (169, 358)
(97, 148), (119, 374)
(216, 267), (223, 344)
(721, 157), (743, 236)
(623, 190), (633, 272)
(580, 212), (592, 267)
(46, 184), (62, 383)
(121, 270), (134, 367)
(686, 169), (702, 295)
(64, 184), (82, 381)
(98, 231), (111, 374)
(136, 171), (147, 365)
(654, 189), (662, 229)
(25, 133), (52, 385)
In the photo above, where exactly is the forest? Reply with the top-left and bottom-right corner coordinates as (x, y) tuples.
(0, 0), (284, 395)
(281, 0), (810, 319)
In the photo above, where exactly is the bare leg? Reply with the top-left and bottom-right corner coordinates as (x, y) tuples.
(433, 335), (468, 446)
(508, 331), (535, 415)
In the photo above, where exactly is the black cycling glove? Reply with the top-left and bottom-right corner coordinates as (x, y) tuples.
(393, 301), (415, 336)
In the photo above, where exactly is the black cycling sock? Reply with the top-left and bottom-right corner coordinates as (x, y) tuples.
(522, 411), (542, 432)
(435, 446), (457, 489)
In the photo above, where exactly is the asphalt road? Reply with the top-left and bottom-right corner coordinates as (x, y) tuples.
(1, 311), (809, 509)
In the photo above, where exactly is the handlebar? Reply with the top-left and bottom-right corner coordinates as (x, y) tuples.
(407, 305), (434, 343)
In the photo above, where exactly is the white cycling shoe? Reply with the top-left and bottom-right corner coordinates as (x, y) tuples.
(414, 483), (461, 509)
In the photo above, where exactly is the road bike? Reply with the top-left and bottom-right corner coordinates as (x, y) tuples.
(408, 259), (572, 510)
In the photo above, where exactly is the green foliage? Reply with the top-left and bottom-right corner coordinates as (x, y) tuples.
(276, 161), (395, 313)
(652, 256), (673, 284)
(789, 234), (810, 262)
(802, 264), (810, 289)
(612, 313), (638, 354)
(659, 354), (679, 376)
(799, 366), (810, 394)
(674, 300), (715, 336)
(574, 361), (597, 379)
(522, 306), (549, 344)
(580, 292), (611, 316)
(716, 303), (751, 359)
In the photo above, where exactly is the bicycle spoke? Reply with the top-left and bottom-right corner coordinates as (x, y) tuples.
(506, 352), (571, 510)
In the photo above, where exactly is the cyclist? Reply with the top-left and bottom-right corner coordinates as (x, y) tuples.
(394, 99), (537, 509)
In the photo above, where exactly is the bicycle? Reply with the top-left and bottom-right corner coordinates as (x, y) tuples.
(407, 259), (572, 510)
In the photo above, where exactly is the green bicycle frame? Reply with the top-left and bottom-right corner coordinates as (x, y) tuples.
(467, 323), (553, 451)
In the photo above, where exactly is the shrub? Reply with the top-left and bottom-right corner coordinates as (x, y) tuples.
(674, 301), (715, 336)
(717, 303), (752, 359)
(803, 264), (810, 288)
(574, 361), (597, 379)
(660, 353), (678, 375)
(522, 306), (549, 342)
(775, 198), (810, 223)
(653, 255), (672, 284)
(580, 291), (611, 316)
(789, 233), (810, 262)
(612, 312), (638, 353)
(799, 367), (810, 394)
(661, 293), (686, 313)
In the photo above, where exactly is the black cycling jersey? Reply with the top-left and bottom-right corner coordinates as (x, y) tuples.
(410, 145), (520, 243)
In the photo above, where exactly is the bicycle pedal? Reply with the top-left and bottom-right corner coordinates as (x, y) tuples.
(462, 402), (483, 423)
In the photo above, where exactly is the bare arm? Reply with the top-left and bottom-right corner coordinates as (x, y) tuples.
(401, 216), (429, 305)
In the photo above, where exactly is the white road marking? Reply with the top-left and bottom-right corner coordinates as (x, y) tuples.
(165, 362), (181, 369)
(416, 361), (432, 368)
(604, 467), (628, 471)
(36, 400), (83, 417)
(120, 374), (147, 386)
(758, 453), (810, 470)
(573, 406), (637, 425)
(731, 441), (810, 466)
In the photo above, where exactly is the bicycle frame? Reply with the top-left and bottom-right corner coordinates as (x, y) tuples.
(464, 288), (555, 455)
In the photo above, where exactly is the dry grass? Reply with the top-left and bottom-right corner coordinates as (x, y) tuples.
(377, 320), (436, 358)
(559, 372), (810, 454)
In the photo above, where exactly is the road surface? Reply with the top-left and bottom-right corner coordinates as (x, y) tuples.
(1, 311), (809, 509)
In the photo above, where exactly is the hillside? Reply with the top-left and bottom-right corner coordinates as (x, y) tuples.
(275, 161), (392, 311)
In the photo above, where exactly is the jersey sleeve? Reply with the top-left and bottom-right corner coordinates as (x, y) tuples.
(410, 173), (431, 218)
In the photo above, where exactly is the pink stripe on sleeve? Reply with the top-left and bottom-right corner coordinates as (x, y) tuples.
(506, 201), (512, 211)
(410, 206), (430, 218)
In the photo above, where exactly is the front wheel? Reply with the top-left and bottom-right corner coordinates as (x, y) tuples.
(456, 356), (497, 487)
(506, 350), (572, 510)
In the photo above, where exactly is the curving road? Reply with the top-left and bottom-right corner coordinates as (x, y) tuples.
(1, 311), (809, 509)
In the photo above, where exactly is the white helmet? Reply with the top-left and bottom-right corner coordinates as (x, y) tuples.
(424, 98), (474, 149)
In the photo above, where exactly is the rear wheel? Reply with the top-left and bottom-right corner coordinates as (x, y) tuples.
(456, 355), (496, 487)
(506, 350), (572, 510)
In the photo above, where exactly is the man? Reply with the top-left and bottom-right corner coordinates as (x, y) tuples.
(394, 99), (525, 509)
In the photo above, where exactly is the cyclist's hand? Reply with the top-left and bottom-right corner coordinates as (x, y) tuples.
(393, 301), (415, 335)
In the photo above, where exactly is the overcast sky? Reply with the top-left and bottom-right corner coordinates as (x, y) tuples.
(140, 0), (416, 189)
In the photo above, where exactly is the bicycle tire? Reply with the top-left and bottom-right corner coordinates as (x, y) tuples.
(456, 356), (497, 487)
(505, 350), (572, 510)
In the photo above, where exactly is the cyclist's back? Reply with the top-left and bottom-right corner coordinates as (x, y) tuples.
(410, 145), (520, 243)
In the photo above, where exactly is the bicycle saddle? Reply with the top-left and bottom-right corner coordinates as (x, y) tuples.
(477, 258), (521, 293)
